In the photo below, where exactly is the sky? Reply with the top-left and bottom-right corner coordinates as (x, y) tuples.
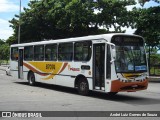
(0, 0), (160, 40)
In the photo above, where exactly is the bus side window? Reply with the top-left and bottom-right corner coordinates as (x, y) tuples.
(34, 45), (44, 61)
(45, 44), (57, 61)
(24, 46), (33, 61)
(11, 47), (18, 61)
(74, 41), (92, 61)
(58, 43), (73, 61)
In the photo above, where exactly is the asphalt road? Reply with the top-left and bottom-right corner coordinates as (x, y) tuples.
(0, 69), (160, 120)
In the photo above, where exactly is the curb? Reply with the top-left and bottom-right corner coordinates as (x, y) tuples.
(0, 69), (5, 71)
(0, 66), (7, 71)
(148, 77), (160, 82)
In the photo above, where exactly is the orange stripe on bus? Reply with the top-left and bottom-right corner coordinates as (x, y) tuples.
(23, 62), (49, 76)
(58, 63), (68, 74)
(111, 79), (148, 92)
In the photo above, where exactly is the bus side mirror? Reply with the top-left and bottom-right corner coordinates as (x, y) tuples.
(112, 50), (116, 59)
(110, 59), (115, 63)
(107, 43), (116, 64)
(111, 45), (116, 59)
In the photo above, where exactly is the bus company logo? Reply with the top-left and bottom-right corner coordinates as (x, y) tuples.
(68, 64), (80, 71)
(70, 67), (80, 71)
(2, 112), (11, 117)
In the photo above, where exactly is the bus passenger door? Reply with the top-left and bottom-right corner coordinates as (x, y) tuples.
(93, 44), (105, 90)
(18, 47), (24, 79)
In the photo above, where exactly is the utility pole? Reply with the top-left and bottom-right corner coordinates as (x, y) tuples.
(18, 0), (21, 44)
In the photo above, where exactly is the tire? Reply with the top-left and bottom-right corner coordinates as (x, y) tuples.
(78, 78), (89, 96)
(28, 72), (36, 86)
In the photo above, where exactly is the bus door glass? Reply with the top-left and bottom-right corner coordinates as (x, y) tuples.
(93, 43), (105, 90)
(18, 47), (24, 79)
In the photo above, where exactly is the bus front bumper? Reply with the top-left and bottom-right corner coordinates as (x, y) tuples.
(110, 79), (148, 92)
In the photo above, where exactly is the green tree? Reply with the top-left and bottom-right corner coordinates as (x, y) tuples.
(6, 36), (17, 45)
(0, 39), (5, 45)
(0, 43), (10, 63)
(96, 0), (135, 32)
(150, 54), (160, 66)
(134, 7), (160, 47)
(9, 0), (136, 43)
(133, 6), (160, 75)
(0, 39), (5, 63)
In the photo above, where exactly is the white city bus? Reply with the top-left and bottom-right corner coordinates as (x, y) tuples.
(10, 33), (148, 95)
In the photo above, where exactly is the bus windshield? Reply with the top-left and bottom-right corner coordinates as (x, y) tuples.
(112, 36), (147, 73)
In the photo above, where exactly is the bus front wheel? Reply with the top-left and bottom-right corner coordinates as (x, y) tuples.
(78, 79), (89, 96)
(28, 72), (36, 86)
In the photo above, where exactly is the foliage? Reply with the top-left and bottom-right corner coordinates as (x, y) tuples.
(8, 0), (135, 43)
(0, 39), (5, 45)
(149, 52), (160, 76)
(132, 6), (160, 75)
(133, 6), (160, 48)
(0, 39), (10, 63)
(150, 54), (160, 66)
(6, 36), (17, 45)
(0, 43), (10, 62)
(96, 0), (135, 32)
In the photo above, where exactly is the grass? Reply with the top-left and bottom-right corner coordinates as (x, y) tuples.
(0, 60), (9, 65)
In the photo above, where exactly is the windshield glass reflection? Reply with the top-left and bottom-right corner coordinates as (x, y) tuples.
(115, 46), (147, 73)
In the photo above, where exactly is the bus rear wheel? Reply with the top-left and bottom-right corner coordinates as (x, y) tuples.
(78, 79), (89, 96)
(28, 72), (36, 86)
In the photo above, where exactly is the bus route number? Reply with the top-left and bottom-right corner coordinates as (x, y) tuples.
(46, 64), (55, 70)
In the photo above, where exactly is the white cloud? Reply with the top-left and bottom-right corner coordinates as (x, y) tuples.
(0, 0), (19, 40)
(0, 19), (13, 40)
(126, 0), (160, 11)
(108, 26), (136, 34)
(0, 0), (19, 13)
(144, 1), (160, 8)
(126, 0), (142, 11)
(126, 4), (142, 11)
(124, 27), (136, 34)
